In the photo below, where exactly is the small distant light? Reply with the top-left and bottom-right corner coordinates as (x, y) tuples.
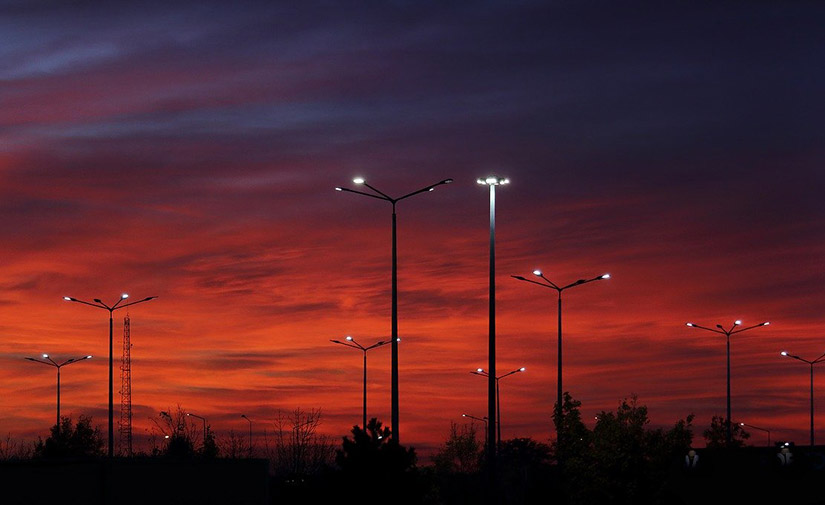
(501, 178), (510, 185)
(485, 177), (497, 184)
(353, 177), (365, 184)
(532, 270), (542, 276)
(396, 337), (401, 342)
(122, 293), (129, 299)
(734, 320), (741, 325)
(740, 422), (745, 426)
(165, 435), (170, 439)
(784, 442), (790, 446)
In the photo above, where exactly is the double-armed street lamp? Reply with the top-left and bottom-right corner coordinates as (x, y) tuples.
(187, 412), (207, 448)
(738, 422), (771, 446)
(331, 336), (391, 429)
(511, 270), (609, 453)
(241, 414), (253, 457)
(779, 350), (825, 446)
(472, 367), (526, 447)
(24, 354), (92, 433)
(477, 175), (509, 478)
(685, 320), (769, 446)
(64, 293), (156, 457)
(336, 176), (452, 443)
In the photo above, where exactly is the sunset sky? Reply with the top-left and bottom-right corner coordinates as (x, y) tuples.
(1, 1), (823, 457)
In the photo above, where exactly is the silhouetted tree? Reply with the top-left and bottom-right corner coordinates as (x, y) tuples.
(431, 421), (483, 474)
(561, 394), (695, 505)
(336, 418), (420, 505)
(498, 437), (553, 505)
(219, 429), (251, 459)
(0, 433), (33, 460)
(34, 415), (104, 458)
(201, 424), (219, 458)
(151, 406), (197, 458)
(702, 415), (750, 449)
(265, 408), (335, 479)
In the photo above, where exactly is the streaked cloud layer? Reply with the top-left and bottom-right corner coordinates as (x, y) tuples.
(1, 1), (823, 454)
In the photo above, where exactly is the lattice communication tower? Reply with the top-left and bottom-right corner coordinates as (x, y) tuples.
(119, 314), (133, 456)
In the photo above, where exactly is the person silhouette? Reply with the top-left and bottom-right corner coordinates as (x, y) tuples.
(684, 449), (699, 469)
(777, 446), (793, 466)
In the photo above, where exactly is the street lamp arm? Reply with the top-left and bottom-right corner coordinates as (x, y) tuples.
(813, 351), (825, 364)
(364, 340), (390, 351)
(24, 357), (55, 367)
(685, 322), (724, 334)
(396, 178), (453, 202)
(64, 297), (108, 310)
(511, 275), (558, 290)
(471, 370), (489, 378)
(59, 355), (92, 367)
(561, 274), (610, 291)
(499, 367), (526, 380)
(730, 322), (770, 335)
(116, 296), (158, 311)
(330, 340), (363, 351)
(335, 186), (390, 201)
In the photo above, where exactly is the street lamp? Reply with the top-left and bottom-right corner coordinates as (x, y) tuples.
(241, 414), (253, 458)
(738, 421), (771, 446)
(478, 175), (508, 480)
(336, 176), (452, 443)
(511, 270), (609, 452)
(330, 336), (391, 429)
(472, 367), (525, 447)
(24, 354), (92, 432)
(462, 413), (489, 445)
(187, 412), (207, 448)
(685, 319), (769, 446)
(780, 350), (825, 446)
(64, 293), (156, 457)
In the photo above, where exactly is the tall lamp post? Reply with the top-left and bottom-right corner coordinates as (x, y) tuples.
(24, 354), (92, 432)
(462, 413), (489, 445)
(187, 412), (207, 448)
(336, 176), (452, 442)
(331, 336), (391, 429)
(472, 367), (525, 447)
(511, 270), (609, 453)
(738, 422), (771, 446)
(477, 175), (508, 485)
(64, 293), (156, 457)
(780, 350), (825, 446)
(685, 320), (769, 446)
(241, 414), (253, 457)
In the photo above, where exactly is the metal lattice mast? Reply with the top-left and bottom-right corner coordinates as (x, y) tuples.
(119, 314), (132, 456)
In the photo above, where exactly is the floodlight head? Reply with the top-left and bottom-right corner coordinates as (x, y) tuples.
(519, 367), (526, 372)
(121, 293), (129, 299)
(93, 298), (102, 303)
(781, 351), (788, 356)
(63, 296), (72, 301)
(335, 187), (343, 191)
(601, 273), (611, 279)
(686, 323), (694, 327)
(42, 354), (48, 358)
(763, 322), (770, 326)
(85, 355), (92, 359)
(477, 368), (484, 373)
(346, 336), (353, 341)
(532, 269), (542, 276)
(477, 176), (508, 186)
(734, 320), (741, 326)
(353, 177), (365, 184)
